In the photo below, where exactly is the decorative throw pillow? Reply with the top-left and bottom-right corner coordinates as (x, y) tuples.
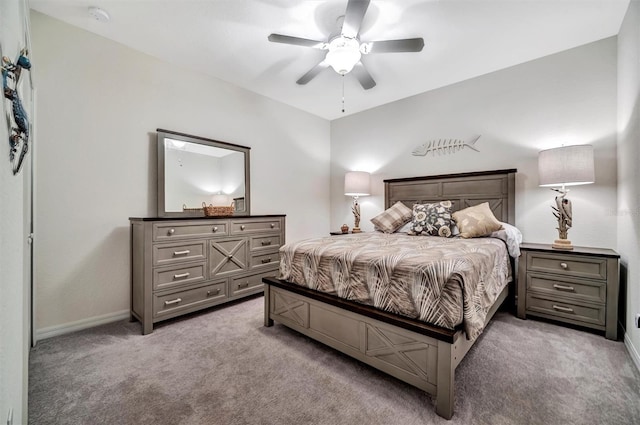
(371, 201), (413, 233)
(408, 201), (454, 237)
(452, 202), (503, 238)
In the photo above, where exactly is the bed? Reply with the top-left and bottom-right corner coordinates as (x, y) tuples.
(263, 168), (517, 419)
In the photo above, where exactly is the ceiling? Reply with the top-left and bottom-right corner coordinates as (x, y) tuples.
(29, 0), (630, 121)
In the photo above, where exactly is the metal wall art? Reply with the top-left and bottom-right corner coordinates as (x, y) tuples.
(2, 48), (31, 175)
(412, 135), (481, 157)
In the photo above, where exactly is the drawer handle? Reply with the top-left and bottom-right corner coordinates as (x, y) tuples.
(164, 298), (182, 306)
(559, 262), (568, 269)
(174, 272), (190, 279)
(168, 228), (175, 236)
(270, 223), (275, 228)
(173, 250), (190, 256)
(261, 258), (272, 264)
(261, 241), (272, 246)
(553, 284), (575, 292)
(207, 289), (220, 297)
(239, 282), (250, 289)
(240, 225), (246, 230)
(212, 226), (218, 233)
(552, 305), (574, 313)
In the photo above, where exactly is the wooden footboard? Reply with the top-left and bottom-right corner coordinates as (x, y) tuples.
(263, 277), (509, 419)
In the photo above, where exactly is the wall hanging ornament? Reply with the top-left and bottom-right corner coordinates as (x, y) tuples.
(412, 135), (480, 157)
(2, 48), (31, 175)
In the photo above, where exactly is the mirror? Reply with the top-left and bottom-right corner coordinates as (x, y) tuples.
(157, 129), (250, 217)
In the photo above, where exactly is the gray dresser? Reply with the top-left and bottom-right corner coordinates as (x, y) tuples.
(130, 215), (285, 334)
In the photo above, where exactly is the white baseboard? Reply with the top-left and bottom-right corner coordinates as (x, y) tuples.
(624, 332), (640, 373)
(35, 309), (130, 342)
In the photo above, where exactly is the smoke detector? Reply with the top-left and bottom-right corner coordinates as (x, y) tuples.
(88, 6), (110, 23)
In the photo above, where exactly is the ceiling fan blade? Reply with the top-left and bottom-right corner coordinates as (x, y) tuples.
(341, 0), (370, 38)
(351, 61), (376, 90)
(363, 38), (425, 54)
(296, 61), (330, 85)
(268, 34), (326, 49)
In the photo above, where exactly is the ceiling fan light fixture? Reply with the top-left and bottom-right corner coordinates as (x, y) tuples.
(325, 37), (361, 75)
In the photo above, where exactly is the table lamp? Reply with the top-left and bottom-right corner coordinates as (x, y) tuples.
(538, 145), (594, 250)
(344, 171), (370, 233)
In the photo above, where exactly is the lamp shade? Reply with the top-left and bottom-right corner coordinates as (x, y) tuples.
(344, 171), (370, 196)
(538, 145), (595, 187)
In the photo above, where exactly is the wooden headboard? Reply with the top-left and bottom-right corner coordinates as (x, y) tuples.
(384, 169), (517, 225)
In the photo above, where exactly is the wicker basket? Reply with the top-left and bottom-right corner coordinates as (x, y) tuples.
(202, 201), (235, 217)
(182, 204), (204, 213)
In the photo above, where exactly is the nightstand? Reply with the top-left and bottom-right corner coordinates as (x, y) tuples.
(517, 243), (620, 340)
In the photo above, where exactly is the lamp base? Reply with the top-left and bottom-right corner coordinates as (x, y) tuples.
(552, 239), (574, 250)
(351, 227), (362, 233)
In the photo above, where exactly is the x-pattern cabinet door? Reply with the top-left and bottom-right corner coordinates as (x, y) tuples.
(210, 238), (248, 276)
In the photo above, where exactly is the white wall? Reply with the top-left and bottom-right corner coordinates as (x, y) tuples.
(0, 1), (31, 423)
(31, 12), (330, 334)
(617, 0), (640, 368)
(330, 38), (618, 252)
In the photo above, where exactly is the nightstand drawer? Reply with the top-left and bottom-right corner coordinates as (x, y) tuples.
(527, 273), (605, 304)
(528, 253), (606, 280)
(526, 293), (605, 326)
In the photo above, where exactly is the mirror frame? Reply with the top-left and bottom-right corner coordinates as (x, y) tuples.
(157, 128), (251, 217)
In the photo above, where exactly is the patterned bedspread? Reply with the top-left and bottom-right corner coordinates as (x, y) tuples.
(278, 233), (512, 340)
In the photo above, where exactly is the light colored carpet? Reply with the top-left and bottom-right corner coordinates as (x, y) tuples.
(29, 295), (640, 425)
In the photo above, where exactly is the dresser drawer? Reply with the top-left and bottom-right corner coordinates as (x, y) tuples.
(230, 270), (277, 298)
(526, 293), (605, 326)
(250, 235), (281, 251)
(527, 273), (606, 304)
(153, 263), (207, 291)
(250, 251), (280, 270)
(153, 241), (206, 266)
(527, 253), (606, 280)
(230, 218), (281, 235)
(153, 281), (227, 318)
(153, 221), (228, 241)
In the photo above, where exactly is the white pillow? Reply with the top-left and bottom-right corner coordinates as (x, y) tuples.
(490, 222), (523, 257)
(396, 221), (413, 233)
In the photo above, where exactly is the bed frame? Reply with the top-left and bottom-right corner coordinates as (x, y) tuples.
(263, 169), (517, 419)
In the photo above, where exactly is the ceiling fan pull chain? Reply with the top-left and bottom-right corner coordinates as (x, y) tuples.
(341, 75), (345, 113)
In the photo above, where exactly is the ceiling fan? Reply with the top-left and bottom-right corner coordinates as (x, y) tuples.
(268, 0), (424, 90)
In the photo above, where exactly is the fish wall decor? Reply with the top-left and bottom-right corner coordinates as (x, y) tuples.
(412, 135), (481, 157)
